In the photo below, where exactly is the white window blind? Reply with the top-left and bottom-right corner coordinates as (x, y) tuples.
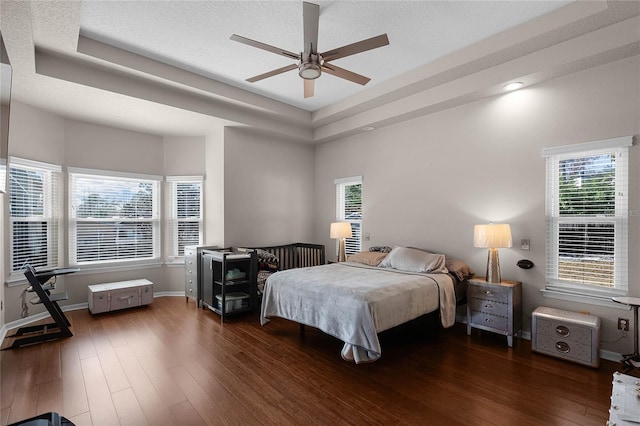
(69, 168), (161, 266)
(544, 136), (631, 296)
(335, 176), (362, 256)
(167, 176), (203, 259)
(9, 157), (62, 274)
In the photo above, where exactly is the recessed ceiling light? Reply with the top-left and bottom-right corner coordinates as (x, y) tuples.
(362, 126), (376, 131)
(503, 82), (524, 91)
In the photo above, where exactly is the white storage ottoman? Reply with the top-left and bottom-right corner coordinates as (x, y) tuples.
(88, 279), (154, 314)
(532, 306), (601, 368)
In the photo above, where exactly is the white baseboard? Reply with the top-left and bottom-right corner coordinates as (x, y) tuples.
(154, 291), (184, 298)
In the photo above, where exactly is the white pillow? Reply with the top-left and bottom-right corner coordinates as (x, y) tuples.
(378, 247), (448, 273)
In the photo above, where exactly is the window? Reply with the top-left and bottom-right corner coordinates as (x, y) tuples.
(167, 176), (203, 259)
(544, 136), (631, 301)
(9, 157), (62, 274)
(68, 168), (161, 266)
(335, 176), (362, 256)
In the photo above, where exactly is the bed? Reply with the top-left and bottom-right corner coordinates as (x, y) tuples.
(260, 246), (473, 363)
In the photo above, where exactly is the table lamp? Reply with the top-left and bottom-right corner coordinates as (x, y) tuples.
(474, 223), (512, 283)
(330, 222), (352, 262)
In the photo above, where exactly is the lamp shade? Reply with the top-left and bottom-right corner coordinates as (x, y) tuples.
(474, 224), (512, 248)
(330, 222), (352, 239)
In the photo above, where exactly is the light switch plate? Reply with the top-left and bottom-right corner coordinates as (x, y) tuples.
(521, 239), (530, 250)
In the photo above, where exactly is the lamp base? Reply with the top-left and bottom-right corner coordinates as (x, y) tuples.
(486, 248), (502, 283)
(338, 239), (347, 262)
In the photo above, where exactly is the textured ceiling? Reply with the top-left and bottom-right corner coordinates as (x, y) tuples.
(78, 1), (571, 111)
(1, 1), (638, 143)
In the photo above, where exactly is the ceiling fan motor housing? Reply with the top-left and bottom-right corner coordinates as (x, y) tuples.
(298, 54), (322, 79)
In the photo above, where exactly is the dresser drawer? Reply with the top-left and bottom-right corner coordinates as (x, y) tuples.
(534, 333), (596, 365)
(468, 282), (510, 300)
(468, 297), (510, 317)
(469, 311), (509, 333)
(535, 317), (592, 345)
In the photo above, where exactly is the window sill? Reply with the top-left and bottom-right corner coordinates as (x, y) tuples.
(541, 288), (629, 310)
(5, 262), (164, 288)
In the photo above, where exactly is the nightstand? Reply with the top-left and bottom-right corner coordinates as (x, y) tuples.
(466, 277), (522, 347)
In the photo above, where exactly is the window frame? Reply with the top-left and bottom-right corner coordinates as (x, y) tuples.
(8, 157), (62, 280)
(68, 167), (162, 269)
(335, 176), (363, 257)
(543, 136), (632, 306)
(166, 176), (204, 262)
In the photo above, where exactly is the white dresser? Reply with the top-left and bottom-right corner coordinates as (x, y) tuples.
(88, 279), (154, 314)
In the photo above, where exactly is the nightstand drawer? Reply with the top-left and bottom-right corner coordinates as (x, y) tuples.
(469, 311), (509, 332)
(468, 297), (509, 317)
(468, 283), (510, 300)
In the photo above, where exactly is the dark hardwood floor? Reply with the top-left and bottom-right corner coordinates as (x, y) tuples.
(0, 296), (631, 425)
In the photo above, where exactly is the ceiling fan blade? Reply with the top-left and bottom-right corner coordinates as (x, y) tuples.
(246, 63), (298, 83)
(230, 34), (299, 61)
(304, 79), (314, 98)
(321, 34), (389, 62)
(302, 2), (320, 57)
(321, 63), (370, 86)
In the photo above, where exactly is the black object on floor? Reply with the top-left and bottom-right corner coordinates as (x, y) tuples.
(8, 411), (75, 426)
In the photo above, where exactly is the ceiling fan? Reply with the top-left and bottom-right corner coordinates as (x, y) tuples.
(230, 1), (389, 98)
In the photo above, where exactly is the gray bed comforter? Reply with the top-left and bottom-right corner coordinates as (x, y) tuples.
(260, 261), (456, 363)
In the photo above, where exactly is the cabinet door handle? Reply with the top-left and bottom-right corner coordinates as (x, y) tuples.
(484, 290), (494, 296)
(484, 303), (494, 309)
(484, 318), (493, 323)
(555, 325), (570, 338)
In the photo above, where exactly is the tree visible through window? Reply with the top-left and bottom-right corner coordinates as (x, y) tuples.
(167, 177), (203, 258)
(335, 176), (362, 256)
(545, 137), (630, 296)
(69, 169), (160, 265)
(9, 158), (61, 273)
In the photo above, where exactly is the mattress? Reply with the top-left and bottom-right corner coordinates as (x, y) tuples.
(260, 262), (457, 363)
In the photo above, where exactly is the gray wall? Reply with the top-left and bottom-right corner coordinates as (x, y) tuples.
(223, 127), (316, 247)
(314, 55), (640, 355)
(2, 103), (314, 323)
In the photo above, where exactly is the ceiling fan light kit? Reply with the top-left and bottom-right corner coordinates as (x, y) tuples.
(230, 1), (389, 98)
(299, 57), (322, 80)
